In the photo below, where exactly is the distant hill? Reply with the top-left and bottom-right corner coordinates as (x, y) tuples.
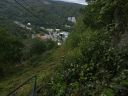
(0, 0), (82, 28)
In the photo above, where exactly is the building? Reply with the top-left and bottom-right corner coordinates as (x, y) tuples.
(68, 17), (76, 23)
(32, 33), (50, 40)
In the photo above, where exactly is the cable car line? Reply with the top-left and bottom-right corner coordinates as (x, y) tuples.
(14, 0), (42, 22)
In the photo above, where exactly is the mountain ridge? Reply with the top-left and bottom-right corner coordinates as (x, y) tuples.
(0, 0), (82, 28)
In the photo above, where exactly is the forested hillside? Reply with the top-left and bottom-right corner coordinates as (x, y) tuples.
(39, 0), (128, 96)
(0, 0), (82, 28)
(1, 0), (128, 96)
(0, 1), (83, 95)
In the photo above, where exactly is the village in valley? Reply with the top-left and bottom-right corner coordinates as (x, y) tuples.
(14, 16), (76, 46)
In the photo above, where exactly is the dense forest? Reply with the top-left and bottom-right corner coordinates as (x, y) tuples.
(1, 0), (128, 96)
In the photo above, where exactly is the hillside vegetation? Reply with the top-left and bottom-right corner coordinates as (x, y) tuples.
(0, 0), (83, 95)
(39, 0), (128, 96)
(0, 0), (82, 79)
(1, 0), (128, 96)
(0, 0), (82, 28)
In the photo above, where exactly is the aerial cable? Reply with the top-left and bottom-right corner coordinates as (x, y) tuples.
(14, 0), (43, 22)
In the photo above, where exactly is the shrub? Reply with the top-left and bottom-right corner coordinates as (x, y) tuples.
(30, 39), (57, 56)
(30, 39), (47, 55)
(0, 28), (24, 78)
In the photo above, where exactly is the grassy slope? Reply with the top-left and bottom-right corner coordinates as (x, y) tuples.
(0, 48), (64, 96)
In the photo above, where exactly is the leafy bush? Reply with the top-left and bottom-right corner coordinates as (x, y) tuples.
(0, 28), (24, 78)
(30, 39), (47, 55)
(30, 39), (56, 56)
(41, 27), (128, 95)
(39, 0), (128, 95)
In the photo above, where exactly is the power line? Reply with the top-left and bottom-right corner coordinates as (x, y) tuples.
(14, 0), (43, 22)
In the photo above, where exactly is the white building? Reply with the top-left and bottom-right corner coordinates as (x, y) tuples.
(58, 32), (69, 41)
(46, 29), (54, 32)
(14, 21), (32, 30)
(55, 29), (61, 32)
(40, 27), (45, 30)
(27, 23), (31, 26)
(68, 17), (76, 23)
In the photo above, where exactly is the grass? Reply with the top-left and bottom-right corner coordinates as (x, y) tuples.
(0, 63), (54, 96)
(0, 47), (64, 96)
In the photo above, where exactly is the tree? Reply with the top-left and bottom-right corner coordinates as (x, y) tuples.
(83, 0), (128, 45)
(30, 39), (47, 55)
(0, 28), (23, 77)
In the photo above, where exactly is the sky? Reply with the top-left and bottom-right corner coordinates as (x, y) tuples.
(57, 0), (86, 5)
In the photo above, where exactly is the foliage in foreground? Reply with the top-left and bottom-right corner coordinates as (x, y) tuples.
(0, 27), (57, 79)
(40, 0), (128, 96)
(40, 28), (128, 96)
(0, 28), (24, 78)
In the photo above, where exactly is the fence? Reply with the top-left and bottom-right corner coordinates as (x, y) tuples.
(7, 75), (37, 96)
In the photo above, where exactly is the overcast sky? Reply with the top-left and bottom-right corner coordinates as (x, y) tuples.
(57, 0), (86, 5)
